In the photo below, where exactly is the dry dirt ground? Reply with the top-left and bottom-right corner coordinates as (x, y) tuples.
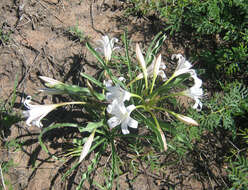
(0, 0), (229, 189)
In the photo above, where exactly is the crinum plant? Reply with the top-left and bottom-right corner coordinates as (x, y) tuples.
(22, 32), (203, 187)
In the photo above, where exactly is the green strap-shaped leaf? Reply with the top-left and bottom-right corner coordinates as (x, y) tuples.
(145, 32), (167, 65)
(80, 72), (103, 88)
(78, 120), (104, 133)
(86, 42), (106, 67)
(38, 123), (81, 160)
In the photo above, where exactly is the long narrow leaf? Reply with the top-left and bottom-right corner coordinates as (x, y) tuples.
(76, 152), (100, 190)
(80, 72), (104, 88)
(86, 42), (114, 81)
(38, 123), (81, 160)
(145, 32), (167, 64)
(123, 31), (133, 91)
(78, 120), (104, 133)
(86, 42), (106, 67)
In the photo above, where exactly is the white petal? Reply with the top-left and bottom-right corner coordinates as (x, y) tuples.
(106, 92), (114, 102)
(96, 35), (119, 62)
(192, 99), (202, 111)
(188, 86), (203, 98)
(109, 101), (126, 116)
(25, 116), (32, 126)
(23, 96), (32, 109)
(103, 80), (113, 87)
(107, 116), (121, 129)
(172, 54), (193, 77)
(110, 37), (118, 48)
(174, 68), (192, 77)
(23, 96), (58, 128)
(160, 61), (166, 70)
(123, 90), (131, 102)
(118, 77), (126, 82)
(102, 35), (109, 45)
(126, 104), (136, 113)
(172, 54), (192, 70)
(192, 75), (202, 88)
(121, 121), (130, 135)
(22, 110), (30, 118)
(106, 103), (114, 114)
(106, 85), (131, 103)
(127, 118), (138, 129)
(158, 70), (167, 81)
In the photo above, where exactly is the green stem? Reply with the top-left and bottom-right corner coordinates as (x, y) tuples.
(131, 93), (143, 100)
(150, 74), (157, 94)
(162, 74), (175, 87)
(58, 101), (86, 106)
(135, 105), (146, 110)
(153, 106), (176, 117)
(144, 73), (148, 90)
(127, 77), (138, 87)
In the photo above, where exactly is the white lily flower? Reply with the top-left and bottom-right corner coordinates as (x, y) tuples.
(103, 77), (125, 88)
(107, 100), (138, 134)
(23, 96), (86, 128)
(171, 54), (193, 77)
(183, 85), (203, 111)
(190, 71), (202, 88)
(171, 54), (202, 87)
(96, 35), (119, 62)
(106, 83), (131, 103)
(23, 96), (59, 128)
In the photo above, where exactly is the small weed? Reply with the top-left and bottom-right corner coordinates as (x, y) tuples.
(0, 160), (14, 190)
(0, 28), (11, 46)
(0, 75), (21, 143)
(68, 25), (85, 42)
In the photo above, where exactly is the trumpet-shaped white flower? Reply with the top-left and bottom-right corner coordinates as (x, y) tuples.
(171, 54), (193, 77)
(23, 96), (85, 128)
(190, 70), (202, 88)
(96, 35), (119, 62)
(106, 84), (131, 103)
(23, 96), (59, 128)
(107, 99), (138, 134)
(172, 54), (202, 86)
(183, 85), (203, 111)
(172, 54), (203, 110)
